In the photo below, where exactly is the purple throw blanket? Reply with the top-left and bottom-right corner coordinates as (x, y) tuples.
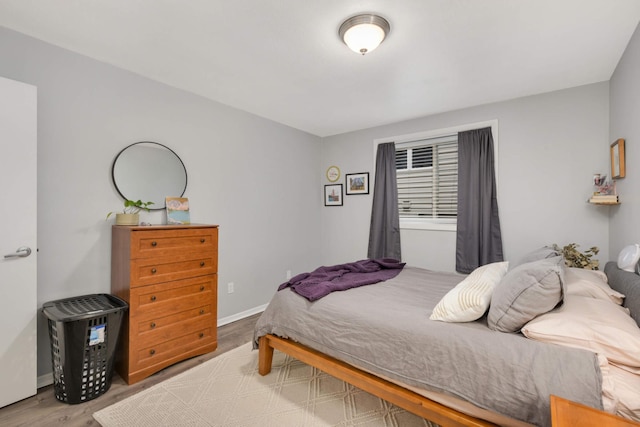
(278, 258), (405, 301)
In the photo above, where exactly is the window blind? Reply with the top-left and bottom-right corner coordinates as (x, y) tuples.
(395, 135), (458, 219)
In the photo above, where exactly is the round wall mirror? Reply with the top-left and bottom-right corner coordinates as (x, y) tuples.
(111, 141), (187, 210)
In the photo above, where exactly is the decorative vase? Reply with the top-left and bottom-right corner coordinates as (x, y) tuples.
(115, 213), (139, 226)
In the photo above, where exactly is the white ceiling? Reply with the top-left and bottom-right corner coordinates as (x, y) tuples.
(1, 1), (639, 137)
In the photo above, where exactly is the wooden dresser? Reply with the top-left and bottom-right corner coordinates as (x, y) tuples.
(111, 224), (218, 384)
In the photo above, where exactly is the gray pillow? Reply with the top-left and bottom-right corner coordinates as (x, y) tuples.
(488, 256), (565, 332)
(605, 261), (640, 327)
(512, 246), (561, 269)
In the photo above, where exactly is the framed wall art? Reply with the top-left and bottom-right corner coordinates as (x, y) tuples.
(165, 197), (190, 224)
(345, 172), (369, 195)
(611, 138), (626, 179)
(326, 165), (341, 182)
(324, 184), (343, 206)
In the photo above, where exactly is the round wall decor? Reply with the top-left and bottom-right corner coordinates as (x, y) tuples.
(326, 165), (341, 182)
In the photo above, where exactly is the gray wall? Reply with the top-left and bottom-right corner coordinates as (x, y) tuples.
(610, 24), (640, 256)
(2, 21), (634, 381)
(321, 83), (611, 271)
(0, 27), (323, 378)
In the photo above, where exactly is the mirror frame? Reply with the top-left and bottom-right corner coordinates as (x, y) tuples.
(111, 141), (188, 210)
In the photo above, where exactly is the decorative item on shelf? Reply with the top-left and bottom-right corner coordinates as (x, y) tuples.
(165, 197), (190, 224)
(588, 174), (619, 204)
(345, 172), (369, 195)
(551, 243), (599, 270)
(593, 173), (606, 186)
(106, 199), (154, 225)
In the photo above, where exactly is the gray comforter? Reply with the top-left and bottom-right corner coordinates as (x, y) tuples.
(253, 266), (603, 427)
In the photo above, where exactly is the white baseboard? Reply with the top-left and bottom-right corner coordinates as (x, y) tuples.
(38, 373), (53, 389)
(36, 304), (267, 390)
(218, 304), (267, 326)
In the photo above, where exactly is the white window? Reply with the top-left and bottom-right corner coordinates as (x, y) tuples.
(374, 120), (498, 232)
(396, 134), (458, 222)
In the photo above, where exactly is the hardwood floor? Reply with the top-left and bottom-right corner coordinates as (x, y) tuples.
(0, 313), (261, 427)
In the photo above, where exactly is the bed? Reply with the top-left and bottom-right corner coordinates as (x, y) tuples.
(253, 256), (640, 427)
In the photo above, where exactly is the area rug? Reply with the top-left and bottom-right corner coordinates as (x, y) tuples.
(93, 342), (440, 426)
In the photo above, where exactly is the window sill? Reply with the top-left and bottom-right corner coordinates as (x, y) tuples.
(399, 220), (456, 232)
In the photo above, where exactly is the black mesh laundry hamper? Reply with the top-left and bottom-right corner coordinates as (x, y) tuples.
(42, 294), (128, 404)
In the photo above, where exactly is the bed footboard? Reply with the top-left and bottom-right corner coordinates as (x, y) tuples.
(257, 334), (497, 427)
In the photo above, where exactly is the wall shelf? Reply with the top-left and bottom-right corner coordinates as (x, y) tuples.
(589, 201), (620, 205)
(588, 193), (619, 205)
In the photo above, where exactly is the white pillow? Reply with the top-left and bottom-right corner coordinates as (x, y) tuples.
(617, 244), (640, 272)
(430, 261), (508, 322)
(564, 267), (625, 305)
(522, 295), (640, 371)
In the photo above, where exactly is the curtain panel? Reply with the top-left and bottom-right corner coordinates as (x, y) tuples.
(368, 142), (401, 260)
(455, 127), (503, 273)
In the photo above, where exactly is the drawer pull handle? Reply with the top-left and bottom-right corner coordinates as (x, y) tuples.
(151, 241), (157, 247)
(151, 268), (157, 274)
(199, 332), (204, 339)
(200, 261), (205, 267)
(200, 285), (205, 291)
(200, 238), (205, 243)
(150, 322), (156, 329)
(200, 309), (205, 315)
(150, 349), (156, 355)
(150, 295), (157, 302)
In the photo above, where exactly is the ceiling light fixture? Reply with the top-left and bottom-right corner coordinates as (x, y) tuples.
(339, 14), (390, 55)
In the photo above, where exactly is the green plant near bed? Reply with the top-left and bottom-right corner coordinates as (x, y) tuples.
(551, 243), (600, 270)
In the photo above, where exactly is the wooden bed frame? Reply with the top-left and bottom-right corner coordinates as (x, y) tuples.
(258, 333), (498, 427)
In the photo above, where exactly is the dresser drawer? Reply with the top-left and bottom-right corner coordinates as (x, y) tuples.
(130, 228), (217, 259)
(131, 255), (217, 287)
(133, 305), (214, 349)
(132, 327), (215, 371)
(129, 276), (215, 316)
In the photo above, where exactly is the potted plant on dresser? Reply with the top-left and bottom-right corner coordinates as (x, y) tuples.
(107, 200), (154, 225)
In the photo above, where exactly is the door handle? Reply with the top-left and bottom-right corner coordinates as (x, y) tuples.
(4, 246), (32, 259)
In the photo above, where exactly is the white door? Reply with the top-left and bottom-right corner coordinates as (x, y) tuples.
(0, 76), (37, 408)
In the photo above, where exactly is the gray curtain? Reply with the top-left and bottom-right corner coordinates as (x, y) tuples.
(368, 142), (401, 260)
(456, 127), (503, 273)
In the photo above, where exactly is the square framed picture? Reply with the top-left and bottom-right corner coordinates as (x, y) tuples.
(345, 172), (369, 195)
(165, 197), (190, 224)
(324, 184), (343, 206)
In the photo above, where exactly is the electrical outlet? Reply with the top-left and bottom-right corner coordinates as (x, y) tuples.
(227, 282), (234, 294)
(286, 270), (292, 280)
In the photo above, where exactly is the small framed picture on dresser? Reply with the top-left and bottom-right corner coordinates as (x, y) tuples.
(166, 197), (190, 224)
